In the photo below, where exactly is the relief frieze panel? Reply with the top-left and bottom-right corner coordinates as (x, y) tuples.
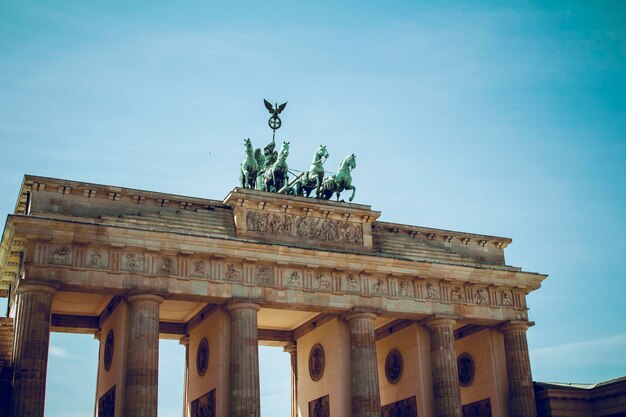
(48, 245), (71, 266)
(284, 269), (303, 288)
(255, 265), (274, 285)
(398, 279), (414, 298)
(123, 252), (144, 273)
(370, 276), (387, 295)
(223, 262), (242, 282)
(341, 273), (361, 292)
(313, 271), (332, 291)
(425, 281), (441, 300)
(190, 259), (210, 279)
(87, 249), (108, 269)
(35, 242), (527, 312)
(245, 209), (363, 245)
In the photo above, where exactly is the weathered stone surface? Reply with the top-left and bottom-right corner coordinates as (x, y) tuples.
(424, 316), (463, 417)
(501, 321), (537, 417)
(10, 283), (56, 417)
(123, 294), (163, 417)
(347, 312), (381, 417)
(227, 302), (261, 417)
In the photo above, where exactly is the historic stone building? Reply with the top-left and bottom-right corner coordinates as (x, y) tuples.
(0, 174), (548, 417)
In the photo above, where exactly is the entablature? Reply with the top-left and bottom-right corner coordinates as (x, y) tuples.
(7, 215), (546, 323)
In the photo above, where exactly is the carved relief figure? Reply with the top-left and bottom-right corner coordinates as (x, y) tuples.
(160, 257), (173, 274)
(286, 271), (300, 287)
(474, 288), (487, 304)
(400, 281), (411, 297)
(88, 251), (104, 268)
(126, 253), (142, 272)
(500, 291), (513, 306)
(346, 274), (359, 291)
(450, 286), (464, 302)
(315, 273), (331, 289)
(256, 266), (272, 284)
(225, 264), (240, 281)
(191, 260), (208, 278)
(426, 282), (440, 299)
(373, 278), (386, 294)
(49, 246), (70, 265)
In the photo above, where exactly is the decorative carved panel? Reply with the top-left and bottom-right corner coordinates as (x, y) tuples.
(462, 398), (492, 417)
(98, 386), (115, 417)
(458, 352), (475, 387)
(103, 329), (114, 372)
(196, 337), (209, 377)
(308, 394), (330, 417)
(385, 349), (403, 384)
(246, 210), (363, 245)
(309, 343), (325, 381)
(191, 389), (216, 417)
(381, 396), (417, 417)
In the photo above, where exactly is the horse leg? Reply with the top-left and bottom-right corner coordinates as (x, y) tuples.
(347, 185), (356, 202)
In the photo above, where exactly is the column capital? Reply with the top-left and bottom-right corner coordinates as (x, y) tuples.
(127, 293), (164, 304)
(500, 320), (535, 333)
(179, 336), (190, 346)
(345, 308), (379, 322)
(283, 342), (297, 354)
(16, 281), (58, 296)
(422, 314), (462, 329)
(226, 300), (261, 312)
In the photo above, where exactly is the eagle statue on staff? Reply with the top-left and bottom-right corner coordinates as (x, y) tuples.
(264, 99), (288, 131)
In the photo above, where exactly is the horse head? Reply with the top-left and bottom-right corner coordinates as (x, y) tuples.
(318, 144), (329, 160)
(278, 141), (290, 159)
(243, 138), (253, 153)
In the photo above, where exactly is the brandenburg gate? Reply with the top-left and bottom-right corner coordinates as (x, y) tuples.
(0, 100), (546, 417)
(0, 173), (545, 417)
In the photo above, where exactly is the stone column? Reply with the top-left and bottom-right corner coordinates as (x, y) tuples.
(501, 321), (537, 417)
(10, 282), (56, 417)
(346, 311), (381, 417)
(123, 294), (163, 417)
(227, 302), (261, 417)
(180, 336), (190, 417)
(424, 316), (462, 417)
(283, 343), (298, 417)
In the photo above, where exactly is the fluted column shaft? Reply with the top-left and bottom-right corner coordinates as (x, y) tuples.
(123, 294), (163, 417)
(283, 343), (298, 417)
(10, 283), (56, 417)
(180, 336), (190, 417)
(227, 302), (261, 417)
(502, 322), (537, 417)
(347, 312), (381, 417)
(425, 317), (462, 417)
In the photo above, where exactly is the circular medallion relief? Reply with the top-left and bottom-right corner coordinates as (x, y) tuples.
(103, 329), (114, 372)
(308, 343), (325, 381)
(196, 337), (209, 377)
(457, 353), (475, 387)
(385, 349), (403, 384)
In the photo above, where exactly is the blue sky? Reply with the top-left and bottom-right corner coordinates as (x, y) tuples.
(1, 1), (625, 416)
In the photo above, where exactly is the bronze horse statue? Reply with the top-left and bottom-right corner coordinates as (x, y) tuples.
(295, 145), (329, 198)
(263, 141), (290, 192)
(239, 138), (258, 189)
(319, 153), (357, 202)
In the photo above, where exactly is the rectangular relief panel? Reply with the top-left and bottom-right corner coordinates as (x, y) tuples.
(191, 389), (216, 417)
(98, 386), (115, 417)
(462, 398), (492, 417)
(308, 394), (330, 417)
(381, 396), (418, 417)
